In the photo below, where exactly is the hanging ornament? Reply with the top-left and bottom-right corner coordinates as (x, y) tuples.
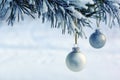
(66, 32), (86, 72)
(66, 47), (86, 72)
(89, 29), (106, 49)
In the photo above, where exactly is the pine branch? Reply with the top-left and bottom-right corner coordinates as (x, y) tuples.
(0, 0), (120, 37)
(94, 0), (120, 28)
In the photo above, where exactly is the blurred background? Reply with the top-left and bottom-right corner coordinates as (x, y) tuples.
(0, 17), (120, 80)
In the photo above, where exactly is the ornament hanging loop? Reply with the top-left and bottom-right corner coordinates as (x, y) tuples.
(75, 33), (78, 45)
(96, 11), (101, 29)
(74, 19), (78, 46)
(96, 17), (100, 28)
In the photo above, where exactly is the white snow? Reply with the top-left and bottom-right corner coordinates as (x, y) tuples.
(0, 17), (120, 80)
(64, 0), (94, 9)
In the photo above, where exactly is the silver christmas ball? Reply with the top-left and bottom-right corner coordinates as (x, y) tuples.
(89, 29), (106, 49)
(66, 47), (86, 72)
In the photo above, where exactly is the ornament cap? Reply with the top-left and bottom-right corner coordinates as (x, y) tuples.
(95, 29), (101, 34)
(72, 47), (80, 53)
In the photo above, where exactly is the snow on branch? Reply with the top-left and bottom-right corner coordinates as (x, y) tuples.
(0, 0), (120, 37)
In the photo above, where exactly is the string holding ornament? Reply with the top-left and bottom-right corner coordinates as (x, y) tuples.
(65, 19), (86, 72)
(89, 17), (106, 49)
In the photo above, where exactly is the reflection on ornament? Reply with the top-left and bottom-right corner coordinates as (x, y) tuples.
(66, 47), (86, 72)
(89, 29), (106, 49)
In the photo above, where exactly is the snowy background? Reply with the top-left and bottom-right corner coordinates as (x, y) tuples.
(0, 17), (120, 80)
